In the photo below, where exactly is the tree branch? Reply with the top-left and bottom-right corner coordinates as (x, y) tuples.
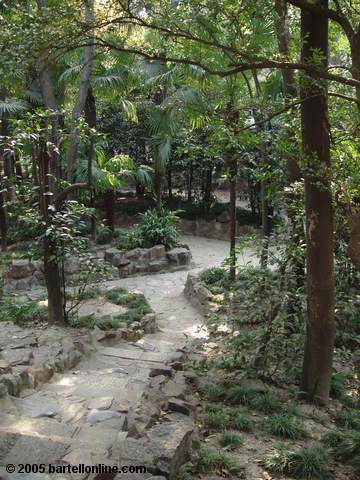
(54, 183), (90, 208)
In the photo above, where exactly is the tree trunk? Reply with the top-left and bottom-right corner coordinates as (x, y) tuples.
(66, 0), (94, 183)
(187, 160), (193, 204)
(203, 165), (212, 214)
(44, 237), (64, 324)
(167, 160), (172, 199)
(84, 87), (97, 241)
(228, 158), (237, 282)
(0, 175), (7, 251)
(104, 188), (115, 239)
(300, 0), (334, 406)
(39, 141), (65, 324)
(154, 162), (163, 215)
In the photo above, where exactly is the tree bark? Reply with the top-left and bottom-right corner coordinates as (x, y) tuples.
(187, 160), (193, 204)
(167, 160), (172, 199)
(66, 0), (95, 183)
(300, 0), (334, 406)
(227, 154), (237, 282)
(104, 188), (115, 239)
(84, 87), (97, 240)
(39, 142), (64, 324)
(0, 174), (7, 251)
(203, 165), (212, 214)
(154, 161), (163, 215)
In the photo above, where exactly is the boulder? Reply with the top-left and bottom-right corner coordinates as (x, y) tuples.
(166, 248), (191, 266)
(141, 313), (157, 334)
(104, 247), (123, 264)
(149, 260), (168, 273)
(150, 245), (166, 260)
(8, 259), (35, 279)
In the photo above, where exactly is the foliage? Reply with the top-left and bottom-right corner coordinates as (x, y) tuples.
(126, 208), (181, 250)
(194, 447), (235, 475)
(71, 287), (152, 330)
(264, 443), (330, 479)
(204, 411), (227, 430)
(231, 408), (254, 432)
(263, 411), (306, 439)
(226, 385), (255, 406)
(96, 227), (112, 245)
(201, 383), (227, 403)
(251, 393), (281, 414)
(219, 431), (243, 450)
(0, 298), (48, 325)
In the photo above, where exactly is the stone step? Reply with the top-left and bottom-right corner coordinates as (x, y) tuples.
(99, 347), (170, 364)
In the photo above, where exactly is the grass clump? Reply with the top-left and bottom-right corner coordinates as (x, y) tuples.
(226, 385), (254, 406)
(220, 430), (243, 450)
(265, 443), (329, 479)
(204, 411), (227, 430)
(177, 462), (192, 480)
(336, 408), (360, 430)
(201, 383), (226, 402)
(231, 407), (254, 432)
(251, 393), (281, 414)
(334, 430), (360, 473)
(322, 429), (344, 448)
(0, 299), (48, 325)
(263, 411), (306, 439)
(204, 403), (223, 414)
(72, 287), (152, 330)
(194, 447), (235, 474)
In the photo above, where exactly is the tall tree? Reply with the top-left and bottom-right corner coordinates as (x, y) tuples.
(300, 0), (334, 405)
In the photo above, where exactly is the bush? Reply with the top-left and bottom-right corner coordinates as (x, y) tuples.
(115, 229), (130, 250)
(127, 208), (180, 250)
(0, 299), (48, 325)
(96, 227), (112, 244)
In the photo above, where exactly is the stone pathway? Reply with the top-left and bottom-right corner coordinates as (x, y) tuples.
(0, 235), (256, 480)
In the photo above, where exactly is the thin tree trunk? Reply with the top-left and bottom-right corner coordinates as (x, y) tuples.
(154, 161), (163, 215)
(0, 174), (7, 251)
(300, 0), (334, 406)
(39, 142), (64, 324)
(228, 156), (237, 282)
(187, 160), (193, 204)
(84, 87), (96, 241)
(167, 161), (172, 199)
(66, 0), (95, 183)
(104, 188), (115, 239)
(203, 166), (212, 214)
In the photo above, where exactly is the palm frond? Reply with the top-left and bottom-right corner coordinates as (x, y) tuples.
(58, 64), (83, 83)
(0, 97), (28, 115)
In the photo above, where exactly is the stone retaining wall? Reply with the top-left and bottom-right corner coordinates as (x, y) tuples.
(184, 272), (218, 317)
(179, 217), (261, 241)
(104, 244), (192, 278)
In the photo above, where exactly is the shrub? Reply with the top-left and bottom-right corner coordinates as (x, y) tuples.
(126, 208), (180, 250)
(115, 229), (130, 250)
(335, 429), (360, 472)
(220, 431), (243, 450)
(0, 299), (48, 324)
(96, 227), (112, 244)
(200, 267), (230, 295)
(263, 411), (306, 439)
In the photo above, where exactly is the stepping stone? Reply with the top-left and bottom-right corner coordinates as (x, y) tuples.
(100, 347), (169, 364)
(86, 409), (121, 423)
(88, 396), (113, 410)
(13, 396), (60, 418)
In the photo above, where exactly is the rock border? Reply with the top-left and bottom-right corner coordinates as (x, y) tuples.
(184, 272), (218, 317)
